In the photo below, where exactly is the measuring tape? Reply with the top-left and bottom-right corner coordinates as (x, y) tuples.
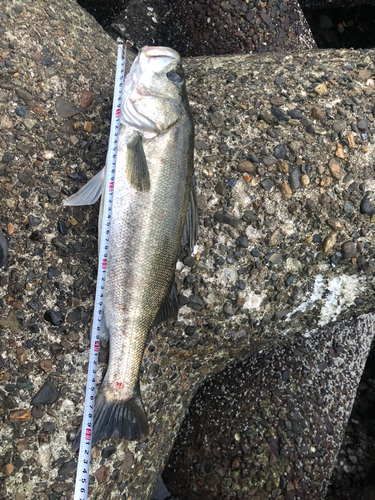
(73, 40), (127, 500)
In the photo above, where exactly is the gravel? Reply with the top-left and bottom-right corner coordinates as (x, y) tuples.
(30, 381), (60, 405)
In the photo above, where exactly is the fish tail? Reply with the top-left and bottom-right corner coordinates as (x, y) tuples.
(72, 386), (149, 452)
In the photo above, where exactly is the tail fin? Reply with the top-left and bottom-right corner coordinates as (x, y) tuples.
(72, 388), (149, 452)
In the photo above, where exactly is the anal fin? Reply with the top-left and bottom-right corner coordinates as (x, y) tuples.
(126, 133), (150, 192)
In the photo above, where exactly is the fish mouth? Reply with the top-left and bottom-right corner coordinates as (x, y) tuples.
(139, 46), (181, 76)
(143, 46), (180, 61)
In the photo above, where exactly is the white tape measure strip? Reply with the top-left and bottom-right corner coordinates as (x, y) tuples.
(73, 41), (126, 500)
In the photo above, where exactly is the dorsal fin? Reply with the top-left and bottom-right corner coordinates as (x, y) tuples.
(178, 174), (198, 260)
(152, 280), (179, 328)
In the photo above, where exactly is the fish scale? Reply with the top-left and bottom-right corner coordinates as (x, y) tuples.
(104, 118), (193, 398)
(103, 117), (193, 403)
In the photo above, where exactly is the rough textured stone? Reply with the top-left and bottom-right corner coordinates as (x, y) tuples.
(213, 212), (241, 228)
(0, 3), (374, 500)
(111, 0), (317, 58)
(360, 198), (375, 216)
(311, 106), (324, 120)
(164, 316), (375, 500)
(80, 89), (93, 109)
(3, 464), (14, 476)
(55, 96), (80, 118)
(328, 158), (342, 180)
(238, 161), (256, 174)
(31, 381), (59, 405)
(322, 231), (338, 253)
(9, 409), (31, 422)
(341, 241), (357, 259)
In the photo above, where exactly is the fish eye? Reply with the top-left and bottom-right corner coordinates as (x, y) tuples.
(167, 71), (183, 85)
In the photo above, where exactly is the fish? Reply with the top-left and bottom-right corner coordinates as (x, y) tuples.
(65, 46), (197, 449)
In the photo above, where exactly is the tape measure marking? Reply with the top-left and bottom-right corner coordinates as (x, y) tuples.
(73, 41), (127, 500)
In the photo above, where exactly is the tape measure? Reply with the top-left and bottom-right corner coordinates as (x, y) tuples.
(73, 40), (127, 500)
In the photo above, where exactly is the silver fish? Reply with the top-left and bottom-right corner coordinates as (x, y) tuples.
(65, 46), (196, 448)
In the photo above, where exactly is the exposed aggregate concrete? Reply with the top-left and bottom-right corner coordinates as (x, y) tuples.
(299, 0), (375, 7)
(111, 0), (317, 57)
(326, 342), (375, 499)
(163, 315), (375, 499)
(170, 0), (317, 57)
(0, 0), (374, 499)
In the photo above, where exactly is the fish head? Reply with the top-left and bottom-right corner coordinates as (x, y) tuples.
(121, 46), (189, 136)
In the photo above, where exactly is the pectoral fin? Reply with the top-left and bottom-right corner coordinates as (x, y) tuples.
(64, 167), (105, 206)
(126, 134), (150, 192)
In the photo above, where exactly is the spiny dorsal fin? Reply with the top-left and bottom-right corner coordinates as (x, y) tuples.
(126, 134), (150, 192)
(178, 173), (198, 260)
